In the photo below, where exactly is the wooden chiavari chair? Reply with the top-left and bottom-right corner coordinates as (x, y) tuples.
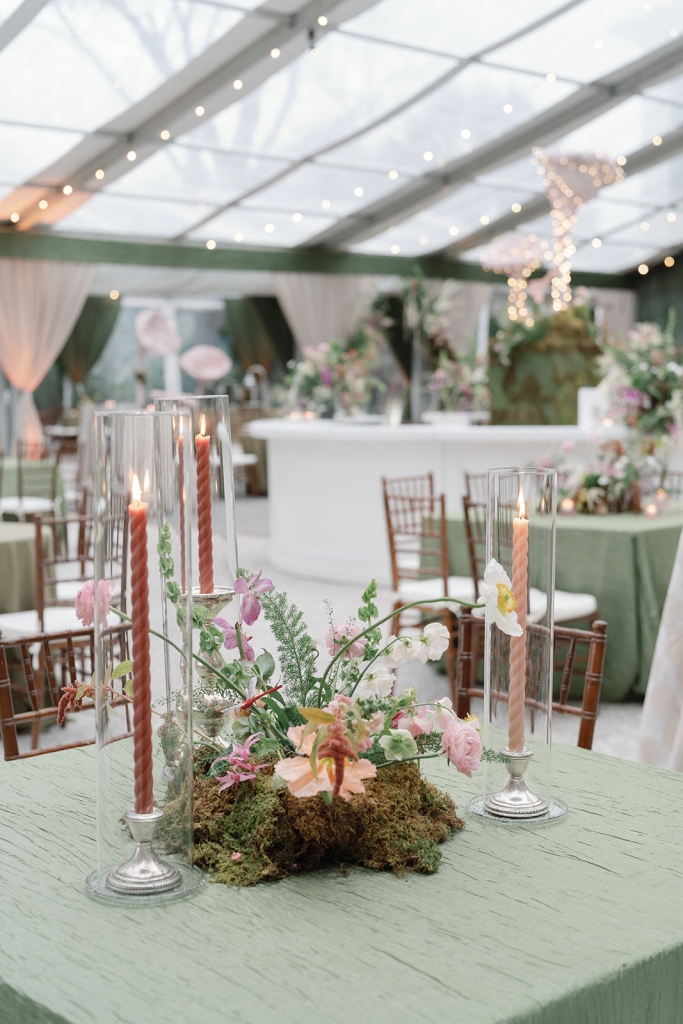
(0, 624), (132, 759)
(382, 472), (435, 501)
(1, 441), (58, 521)
(455, 609), (608, 749)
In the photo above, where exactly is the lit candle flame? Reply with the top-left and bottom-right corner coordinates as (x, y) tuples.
(200, 414), (206, 437)
(131, 473), (141, 503)
(518, 487), (526, 519)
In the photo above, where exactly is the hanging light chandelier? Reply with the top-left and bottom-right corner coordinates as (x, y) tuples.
(481, 231), (548, 326)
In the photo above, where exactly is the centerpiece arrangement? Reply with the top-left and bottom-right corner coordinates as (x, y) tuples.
(546, 437), (666, 515)
(427, 350), (489, 415)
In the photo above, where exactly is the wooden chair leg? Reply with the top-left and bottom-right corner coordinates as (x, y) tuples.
(247, 464), (260, 497)
(390, 601), (401, 638)
(455, 611), (473, 718)
(443, 609), (456, 706)
(577, 621), (607, 750)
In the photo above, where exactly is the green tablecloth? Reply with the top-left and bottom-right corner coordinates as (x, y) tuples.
(446, 512), (683, 701)
(1, 458), (65, 512)
(0, 522), (45, 613)
(3, 744), (683, 1023)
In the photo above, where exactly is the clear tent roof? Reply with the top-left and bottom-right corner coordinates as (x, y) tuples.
(0, 0), (682, 275)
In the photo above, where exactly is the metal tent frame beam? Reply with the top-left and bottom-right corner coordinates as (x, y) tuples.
(302, 35), (683, 250)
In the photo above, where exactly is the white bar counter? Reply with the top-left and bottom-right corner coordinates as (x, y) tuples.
(247, 418), (608, 585)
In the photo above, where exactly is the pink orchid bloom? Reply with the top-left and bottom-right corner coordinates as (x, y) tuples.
(75, 579), (116, 628)
(325, 622), (367, 659)
(213, 617), (255, 662)
(212, 733), (266, 792)
(234, 570), (273, 626)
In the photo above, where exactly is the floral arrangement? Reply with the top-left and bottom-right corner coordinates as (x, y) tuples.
(427, 349), (489, 413)
(68, 556), (521, 887)
(600, 312), (683, 437)
(540, 437), (665, 514)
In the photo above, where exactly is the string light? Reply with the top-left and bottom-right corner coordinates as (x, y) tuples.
(616, 155), (627, 166)
(641, 221), (650, 231)
(292, 212), (302, 222)
(234, 232), (243, 242)
(461, 128), (471, 139)
(206, 239), (216, 250)
(592, 237), (602, 247)
(511, 202), (522, 213)
(270, 47), (280, 58)
(667, 212), (677, 222)
(638, 264), (649, 275)
(110, 290), (119, 300)
(233, 79), (243, 90)
(195, 105), (205, 116)
(480, 215), (489, 225)
(10, 212), (19, 223)
(449, 225), (458, 236)
(321, 199), (331, 209)
(160, 130), (170, 140)
(62, 185), (73, 195)
(127, 150), (137, 161)
(652, 136), (662, 146)
(481, 232), (547, 324)
(665, 256), (675, 267)
(265, 223), (274, 233)
(390, 244), (401, 254)
(38, 199), (48, 209)
(503, 104), (513, 114)
(423, 150), (434, 161)
(419, 235), (429, 245)
(353, 186), (364, 197)
(546, 72), (556, 81)
(388, 170), (399, 180)
(533, 148), (623, 309)
(95, 169), (105, 179)
(317, 14), (327, 25)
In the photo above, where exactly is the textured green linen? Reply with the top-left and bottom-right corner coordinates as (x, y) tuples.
(446, 512), (683, 701)
(1, 459), (66, 515)
(2, 744), (683, 1024)
(0, 522), (50, 613)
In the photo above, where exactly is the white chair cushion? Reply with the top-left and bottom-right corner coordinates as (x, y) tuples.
(393, 575), (476, 608)
(0, 606), (84, 639)
(0, 496), (56, 516)
(554, 589), (598, 623)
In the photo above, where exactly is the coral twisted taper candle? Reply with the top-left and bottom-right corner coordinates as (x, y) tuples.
(508, 491), (529, 753)
(178, 432), (186, 594)
(129, 475), (154, 815)
(196, 416), (214, 595)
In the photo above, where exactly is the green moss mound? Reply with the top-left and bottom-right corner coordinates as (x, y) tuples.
(192, 751), (464, 887)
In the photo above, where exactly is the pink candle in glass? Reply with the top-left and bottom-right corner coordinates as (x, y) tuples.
(508, 489), (528, 753)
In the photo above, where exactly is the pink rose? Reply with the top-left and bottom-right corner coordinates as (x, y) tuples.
(74, 579), (116, 628)
(325, 622), (367, 659)
(393, 708), (432, 738)
(440, 721), (482, 778)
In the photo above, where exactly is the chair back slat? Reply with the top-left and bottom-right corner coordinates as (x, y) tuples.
(0, 625), (131, 760)
(384, 492), (448, 590)
(382, 473), (434, 501)
(455, 610), (608, 750)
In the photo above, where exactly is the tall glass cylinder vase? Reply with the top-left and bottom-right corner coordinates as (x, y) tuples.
(154, 396), (238, 745)
(470, 467), (565, 822)
(86, 410), (204, 902)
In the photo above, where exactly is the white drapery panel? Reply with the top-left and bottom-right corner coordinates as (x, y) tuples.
(0, 258), (94, 449)
(273, 273), (379, 353)
(639, 529), (683, 771)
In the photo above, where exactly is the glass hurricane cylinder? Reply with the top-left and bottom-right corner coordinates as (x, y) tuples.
(474, 467), (565, 821)
(87, 410), (204, 902)
(154, 396), (238, 744)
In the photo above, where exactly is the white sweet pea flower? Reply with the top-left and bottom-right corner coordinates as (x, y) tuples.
(480, 559), (523, 637)
(385, 635), (416, 667)
(355, 659), (395, 699)
(413, 621), (451, 663)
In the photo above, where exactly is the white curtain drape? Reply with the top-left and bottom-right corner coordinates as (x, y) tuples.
(0, 258), (94, 449)
(273, 273), (379, 352)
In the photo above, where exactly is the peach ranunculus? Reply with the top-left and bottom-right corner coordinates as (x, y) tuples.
(440, 721), (483, 778)
(275, 724), (376, 801)
(75, 579), (116, 628)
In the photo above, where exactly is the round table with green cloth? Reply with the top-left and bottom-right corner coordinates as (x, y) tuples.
(445, 510), (683, 701)
(1, 457), (66, 515)
(3, 743), (683, 1024)
(0, 522), (51, 614)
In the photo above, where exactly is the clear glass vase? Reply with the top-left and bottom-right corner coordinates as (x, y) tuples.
(154, 396), (239, 746)
(86, 409), (204, 902)
(469, 467), (566, 822)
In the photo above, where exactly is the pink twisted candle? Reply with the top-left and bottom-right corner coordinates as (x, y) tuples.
(508, 503), (528, 753)
(129, 477), (154, 815)
(196, 422), (214, 596)
(178, 433), (186, 594)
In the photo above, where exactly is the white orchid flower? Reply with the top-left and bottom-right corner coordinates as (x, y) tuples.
(480, 559), (523, 637)
(385, 635), (416, 667)
(413, 621), (451, 663)
(355, 660), (395, 699)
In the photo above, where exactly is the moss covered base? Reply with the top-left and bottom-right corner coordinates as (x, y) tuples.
(192, 753), (464, 887)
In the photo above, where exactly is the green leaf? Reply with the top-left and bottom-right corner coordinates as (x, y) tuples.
(158, 554), (175, 578)
(361, 579), (378, 604)
(166, 581), (180, 604)
(297, 707), (335, 724)
(255, 651), (276, 681)
(75, 684), (87, 700)
(321, 790), (332, 806)
(124, 679), (134, 697)
(112, 660), (133, 679)
(262, 695), (290, 732)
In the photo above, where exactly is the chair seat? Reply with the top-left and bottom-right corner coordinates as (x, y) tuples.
(0, 606), (83, 639)
(232, 452), (258, 467)
(393, 575), (476, 608)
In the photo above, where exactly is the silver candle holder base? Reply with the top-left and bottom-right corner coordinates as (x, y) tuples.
(484, 748), (549, 819)
(105, 809), (182, 895)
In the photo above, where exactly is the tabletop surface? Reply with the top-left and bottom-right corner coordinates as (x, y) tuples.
(0, 522), (36, 544)
(2, 744), (683, 1024)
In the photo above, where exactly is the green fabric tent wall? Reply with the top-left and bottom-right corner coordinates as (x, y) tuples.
(223, 297), (294, 377)
(57, 295), (121, 383)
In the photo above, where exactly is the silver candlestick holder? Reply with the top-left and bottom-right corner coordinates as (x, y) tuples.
(484, 748), (548, 819)
(106, 809), (182, 895)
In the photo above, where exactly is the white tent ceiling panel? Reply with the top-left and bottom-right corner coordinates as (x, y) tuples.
(571, 240), (660, 272)
(486, 0), (682, 84)
(0, 0), (241, 134)
(237, 161), (403, 217)
(0, 122), (83, 182)
(644, 69), (683, 103)
(90, 262), (275, 295)
(107, 142), (289, 205)
(571, 198), (649, 239)
(607, 206), (683, 249)
(177, 31), (452, 162)
(601, 154), (683, 207)
(475, 154), (548, 194)
(320, 63), (575, 176)
(187, 204), (334, 244)
(551, 94), (683, 159)
(342, 0), (574, 59)
(0, 0), (24, 19)
(54, 191), (216, 237)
